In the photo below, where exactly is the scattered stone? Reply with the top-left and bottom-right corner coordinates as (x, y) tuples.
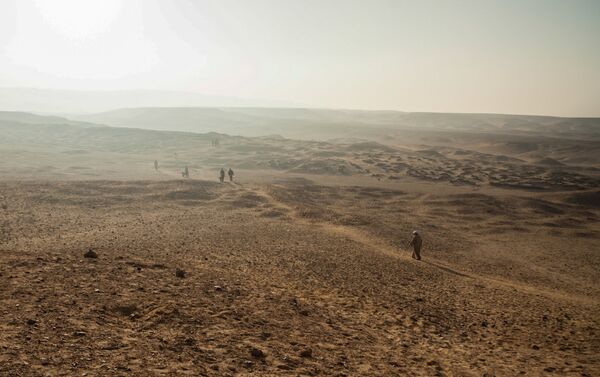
(250, 347), (265, 358)
(84, 249), (98, 259)
(299, 348), (313, 358)
(260, 332), (272, 340)
(175, 268), (186, 278)
(183, 337), (196, 346)
(113, 304), (138, 316)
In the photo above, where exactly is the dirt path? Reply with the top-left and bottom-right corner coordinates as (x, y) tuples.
(252, 183), (598, 306)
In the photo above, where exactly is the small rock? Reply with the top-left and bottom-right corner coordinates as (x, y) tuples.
(26, 318), (37, 326)
(260, 332), (272, 340)
(243, 360), (254, 368)
(73, 331), (87, 337)
(113, 304), (137, 316)
(214, 285), (223, 291)
(40, 358), (50, 366)
(250, 347), (265, 358)
(299, 348), (313, 358)
(481, 320), (488, 327)
(84, 249), (98, 259)
(175, 269), (186, 278)
(532, 344), (540, 350)
(183, 337), (196, 346)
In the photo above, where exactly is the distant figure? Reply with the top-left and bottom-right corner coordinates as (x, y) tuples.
(154, 160), (158, 171)
(228, 168), (234, 182)
(219, 168), (225, 183)
(182, 166), (189, 178)
(409, 231), (422, 260)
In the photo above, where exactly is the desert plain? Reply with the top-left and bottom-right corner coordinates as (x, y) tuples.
(0, 109), (599, 376)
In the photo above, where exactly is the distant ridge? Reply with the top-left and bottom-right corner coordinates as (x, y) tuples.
(73, 107), (600, 140)
(0, 88), (292, 114)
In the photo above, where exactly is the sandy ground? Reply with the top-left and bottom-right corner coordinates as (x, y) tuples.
(1, 112), (599, 375)
(0, 178), (598, 376)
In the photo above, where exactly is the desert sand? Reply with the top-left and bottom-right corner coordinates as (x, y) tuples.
(0, 110), (599, 376)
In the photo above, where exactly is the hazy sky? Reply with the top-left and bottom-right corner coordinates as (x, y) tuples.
(1, 0), (599, 116)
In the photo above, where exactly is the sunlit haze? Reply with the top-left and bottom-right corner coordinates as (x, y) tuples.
(1, 0), (599, 116)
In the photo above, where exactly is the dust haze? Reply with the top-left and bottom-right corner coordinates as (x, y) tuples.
(1, 1), (600, 376)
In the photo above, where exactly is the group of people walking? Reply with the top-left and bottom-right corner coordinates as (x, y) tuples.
(219, 168), (234, 183)
(152, 160), (234, 183)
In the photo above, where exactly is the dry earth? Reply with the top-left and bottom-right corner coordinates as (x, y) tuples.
(0, 179), (598, 376)
(1, 111), (599, 376)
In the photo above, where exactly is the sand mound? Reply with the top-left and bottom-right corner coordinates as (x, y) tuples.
(344, 141), (396, 152)
(415, 149), (444, 158)
(535, 157), (564, 166)
(564, 190), (600, 208)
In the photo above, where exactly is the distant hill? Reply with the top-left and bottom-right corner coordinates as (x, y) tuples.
(74, 107), (600, 141)
(0, 111), (92, 126)
(0, 88), (291, 114)
(0, 111), (203, 153)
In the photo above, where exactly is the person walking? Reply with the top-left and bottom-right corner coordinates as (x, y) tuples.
(228, 168), (234, 182)
(154, 160), (158, 171)
(409, 230), (423, 260)
(219, 168), (225, 183)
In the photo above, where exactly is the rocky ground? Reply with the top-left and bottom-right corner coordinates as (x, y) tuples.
(1, 179), (598, 376)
